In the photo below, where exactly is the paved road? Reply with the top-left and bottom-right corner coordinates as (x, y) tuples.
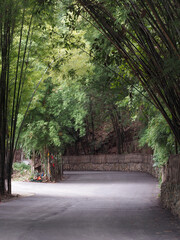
(0, 172), (180, 240)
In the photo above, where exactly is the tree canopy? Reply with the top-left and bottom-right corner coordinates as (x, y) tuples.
(75, 0), (180, 145)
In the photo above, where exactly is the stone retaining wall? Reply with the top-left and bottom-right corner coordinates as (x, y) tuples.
(63, 153), (180, 218)
(63, 153), (159, 178)
(161, 154), (180, 218)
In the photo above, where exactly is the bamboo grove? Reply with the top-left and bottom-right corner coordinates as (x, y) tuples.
(76, 0), (180, 145)
(0, 0), (53, 195)
(0, 0), (180, 196)
(0, 0), (34, 195)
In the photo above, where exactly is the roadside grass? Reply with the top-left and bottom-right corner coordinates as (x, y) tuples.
(12, 162), (31, 181)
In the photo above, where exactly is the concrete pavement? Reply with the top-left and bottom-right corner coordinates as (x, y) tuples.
(0, 171), (180, 240)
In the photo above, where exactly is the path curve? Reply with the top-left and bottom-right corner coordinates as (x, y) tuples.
(0, 171), (180, 240)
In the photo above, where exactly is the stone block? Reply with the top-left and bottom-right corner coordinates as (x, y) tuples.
(135, 163), (142, 171)
(118, 164), (124, 171)
(103, 164), (111, 171)
(106, 155), (119, 163)
(80, 156), (91, 163)
(141, 163), (147, 172)
(161, 182), (180, 219)
(93, 164), (104, 171)
(100, 155), (107, 164)
(62, 157), (69, 164)
(69, 156), (78, 164)
(124, 154), (142, 163)
(132, 158), (142, 163)
(175, 200), (180, 218)
(143, 155), (151, 163)
(91, 155), (103, 164)
(118, 154), (126, 163)
(103, 163), (119, 171)
(63, 164), (70, 170)
(120, 163), (129, 171)
(129, 163), (138, 171)
(84, 163), (92, 170)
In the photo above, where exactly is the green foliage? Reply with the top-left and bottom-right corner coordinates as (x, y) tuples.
(13, 162), (31, 173)
(1, 0), (179, 186)
(12, 162), (31, 181)
(139, 114), (176, 166)
(123, 83), (178, 166)
(18, 76), (88, 154)
(76, 0), (180, 147)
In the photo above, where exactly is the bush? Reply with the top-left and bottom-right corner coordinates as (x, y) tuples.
(139, 114), (176, 167)
(13, 162), (31, 173)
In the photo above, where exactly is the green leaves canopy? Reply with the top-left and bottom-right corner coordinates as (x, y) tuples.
(75, 0), (180, 145)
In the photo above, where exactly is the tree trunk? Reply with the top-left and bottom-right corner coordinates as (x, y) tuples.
(7, 151), (13, 195)
(31, 149), (35, 175)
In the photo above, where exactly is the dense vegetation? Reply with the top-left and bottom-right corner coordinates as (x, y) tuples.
(0, 0), (179, 195)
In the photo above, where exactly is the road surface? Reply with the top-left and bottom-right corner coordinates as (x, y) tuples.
(0, 171), (180, 240)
